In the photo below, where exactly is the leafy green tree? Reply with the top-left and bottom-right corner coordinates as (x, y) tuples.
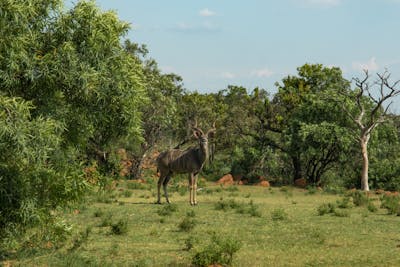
(0, 0), (147, 238)
(124, 40), (184, 178)
(1, 0), (146, 161)
(273, 64), (354, 185)
(0, 96), (86, 231)
(368, 120), (400, 191)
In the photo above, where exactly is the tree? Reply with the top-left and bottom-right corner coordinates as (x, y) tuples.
(0, 0), (147, 168)
(273, 64), (354, 185)
(124, 40), (184, 178)
(0, 96), (86, 231)
(339, 70), (400, 191)
(0, 0), (147, 237)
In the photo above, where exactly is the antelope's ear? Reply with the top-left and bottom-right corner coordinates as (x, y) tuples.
(193, 130), (202, 139)
(207, 131), (216, 139)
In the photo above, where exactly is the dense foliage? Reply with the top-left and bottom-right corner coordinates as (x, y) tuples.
(1, 0), (400, 254)
(0, 0), (146, 242)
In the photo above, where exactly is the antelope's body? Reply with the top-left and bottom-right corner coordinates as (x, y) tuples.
(156, 123), (215, 205)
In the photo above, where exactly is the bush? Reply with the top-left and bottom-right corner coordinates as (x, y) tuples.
(70, 227), (92, 251)
(192, 234), (241, 267)
(317, 203), (336, 216)
(214, 199), (240, 211)
(111, 218), (129, 235)
(333, 209), (350, 217)
(99, 213), (113, 227)
(367, 201), (378, 213)
(336, 197), (353, 209)
(215, 199), (261, 217)
(186, 210), (196, 218)
(346, 190), (369, 206)
(93, 209), (104, 218)
(271, 208), (288, 221)
(122, 190), (133, 198)
(178, 217), (197, 232)
(157, 204), (178, 216)
(0, 96), (87, 238)
(380, 194), (400, 215)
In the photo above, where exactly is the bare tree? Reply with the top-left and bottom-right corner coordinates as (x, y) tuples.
(341, 70), (400, 191)
(156, 122), (216, 205)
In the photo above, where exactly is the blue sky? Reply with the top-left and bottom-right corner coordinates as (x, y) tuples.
(90, 0), (399, 109)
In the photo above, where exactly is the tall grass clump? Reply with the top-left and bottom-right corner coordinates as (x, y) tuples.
(111, 218), (129, 235)
(271, 208), (288, 221)
(192, 234), (241, 267)
(157, 204), (178, 216)
(178, 217), (197, 232)
(380, 193), (400, 215)
(346, 190), (369, 206)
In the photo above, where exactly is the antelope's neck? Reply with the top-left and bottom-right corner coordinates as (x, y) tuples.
(199, 141), (209, 163)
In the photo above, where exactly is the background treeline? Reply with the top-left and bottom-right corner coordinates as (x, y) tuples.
(1, 0), (400, 247)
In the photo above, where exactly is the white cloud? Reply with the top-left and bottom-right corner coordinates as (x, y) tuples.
(221, 72), (235, 79)
(199, 8), (216, 17)
(352, 57), (379, 72)
(251, 68), (274, 78)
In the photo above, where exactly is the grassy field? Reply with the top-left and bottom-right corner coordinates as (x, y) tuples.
(5, 179), (400, 267)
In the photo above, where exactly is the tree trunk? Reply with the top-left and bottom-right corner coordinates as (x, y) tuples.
(292, 155), (302, 183)
(360, 135), (370, 191)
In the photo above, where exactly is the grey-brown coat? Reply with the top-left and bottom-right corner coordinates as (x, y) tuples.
(156, 124), (215, 205)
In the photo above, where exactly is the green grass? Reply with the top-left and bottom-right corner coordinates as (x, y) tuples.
(4, 183), (400, 267)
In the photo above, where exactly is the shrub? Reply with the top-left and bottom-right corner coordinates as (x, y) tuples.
(271, 208), (288, 221)
(247, 201), (262, 217)
(186, 210), (196, 218)
(367, 201), (378, 213)
(99, 213), (113, 227)
(178, 217), (197, 232)
(317, 203), (336, 216)
(214, 199), (239, 211)
(192, 234), (241, 267)
(111, 218), (129, 235)
(306, 186), (318, 195)
(157, 204), (178, 216)
(70, 227), (92, 251)
(93, 209), (104, 218)
(346, 190), (369, 206)
(0, 96), (87, 238)
(122, 190), (133, 198)
(184, 237), (195, 251)
(336, 197), (353, 209)
(333, 209), (350, 217)
(380, 194), (400, 215)
(215, 199), (261, 217)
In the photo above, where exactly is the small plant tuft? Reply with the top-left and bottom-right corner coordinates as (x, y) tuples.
(380, 193), (400, 215)
(157, 204), (178, 216)
(111, 218), (129, 235)
(178, 217), (197, 232)
(346, 190), (369, 206)
(333, 209), (350, 217)
(192, 234), (241, 267)
(317, 203), (336, 216)
(271, 208), (288, 221)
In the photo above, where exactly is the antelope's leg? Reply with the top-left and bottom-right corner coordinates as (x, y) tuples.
(193, 174), (198, 205)
(163, 175), (171, 203)
(157, 173), (166, 204)
(189, 173), (194, 205)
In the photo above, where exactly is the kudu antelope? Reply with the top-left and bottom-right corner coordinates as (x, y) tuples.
(156, 122), (216, 205)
